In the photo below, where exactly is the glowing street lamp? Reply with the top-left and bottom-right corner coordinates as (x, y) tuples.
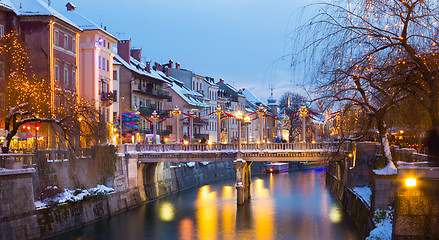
(151, 110), (159, 144)
(405, 178), (416, 187)
(235, 110), (243, 156)
(299, 106), (308, 142)
(172, 106), (181, 143)
(216, 105), (222, 144)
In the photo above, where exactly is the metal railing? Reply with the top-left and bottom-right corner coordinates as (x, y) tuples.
(127, 142), (345, 153)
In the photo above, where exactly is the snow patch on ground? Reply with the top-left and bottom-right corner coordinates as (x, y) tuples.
(187, 162), (196, 167)
(366, 209), (393, 240)
(353, 186), (371, 207)
(373, 161), (397, 175)
(34, 185), (114, 210)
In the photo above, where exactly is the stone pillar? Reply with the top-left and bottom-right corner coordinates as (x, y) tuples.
(245, 161), (252, 199)
(233, 159), (248, 205)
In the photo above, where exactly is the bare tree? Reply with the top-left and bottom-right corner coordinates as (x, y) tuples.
(293, 0), (439, 126)
(0, 32), (103, 153)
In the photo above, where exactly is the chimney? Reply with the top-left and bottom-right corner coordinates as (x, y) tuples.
(220, 78), (224, 83)
(165, 67), (170, 77)
(66, 2), (76, 11)
(176, 62), (180, 70)
(146, 61), (151, 73)
(130, 48), (142, 62)
(117, 39), (131, 63)
(168, 59), (173, 68)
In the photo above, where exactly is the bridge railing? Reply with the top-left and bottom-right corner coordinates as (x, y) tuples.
(0, 153), (35, 169)
(127, 142), (346, 153)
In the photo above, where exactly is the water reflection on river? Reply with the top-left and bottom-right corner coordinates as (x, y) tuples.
(51, 169), (360, 240)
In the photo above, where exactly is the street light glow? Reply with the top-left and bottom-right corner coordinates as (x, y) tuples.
(235, 110), (243, 120)
(405, 178), (416, 187)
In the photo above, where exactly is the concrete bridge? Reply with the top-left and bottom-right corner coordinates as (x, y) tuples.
(121, 142), (349, 205)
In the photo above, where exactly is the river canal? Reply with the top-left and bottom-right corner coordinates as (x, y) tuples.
(50, 169), (361, 240)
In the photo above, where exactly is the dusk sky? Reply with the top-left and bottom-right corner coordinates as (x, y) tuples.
(51, 0), (314, 102)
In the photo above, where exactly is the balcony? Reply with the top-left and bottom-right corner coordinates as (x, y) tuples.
(139, 106), (169, 118)
(133, 86), (170, 100)
(100, 91), (117, 107)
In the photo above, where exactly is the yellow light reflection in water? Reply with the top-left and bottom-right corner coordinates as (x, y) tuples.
(222, 186), (233, 200)
(221, 186), (235, 239)
(196, 185), (218, 240)
(329, 205), (342, 223)
(252, 178), (274, 240)
(179, 218), (194, 240)
(159, 202), (175, 222)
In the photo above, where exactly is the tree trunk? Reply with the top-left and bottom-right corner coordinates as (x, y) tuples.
(376, 115), (390, 169)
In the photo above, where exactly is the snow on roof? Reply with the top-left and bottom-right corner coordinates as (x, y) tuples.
(156, 71), (206, 108)
(242, 89), (265, 106)
(9, 0), (81, 30)
(62, 9), (117, 40)
(0, 0), (15, 11)
(225, 83), (240, 94)
(113, 53), (164, 82)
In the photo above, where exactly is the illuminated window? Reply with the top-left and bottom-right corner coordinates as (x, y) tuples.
(54, 30), (59, 45)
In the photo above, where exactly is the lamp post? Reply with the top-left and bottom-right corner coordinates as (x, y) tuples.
(257, 105), (264, 143)
(244, 115), (251, 146)
(151, 110), (159, 144)
(172, 106), (181, 143)
(119, 97), (125, 145)
(235, 110), (243, 156)
(189, 110), (194, 143)
(299, 106), (308, 143)
(216, 105), (222, 144)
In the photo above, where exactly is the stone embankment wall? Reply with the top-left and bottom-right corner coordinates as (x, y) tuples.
(393, 164), (439, 239)
(0, 146), (241, 240)
(326, 142), (376, 238)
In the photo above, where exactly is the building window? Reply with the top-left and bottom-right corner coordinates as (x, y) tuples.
(113, 70), (117, 80)
(99, 56), (101, 69)
(64, 34), (68, 49)
(107, 42), (110, 49)
(72, 38), (76, 52)
(0, 62), (4, 79)
(113, 90), (118, 102)
(55, 63), (59, 81)
(103, 39), (106, 47)
(134, 96), (137, 107)
(54, 30), (59, 45)
(107, 60), (109, 71)
(166, 125), (172, 134)
(72, 69), (76, 87)
(64, 67), (68, 84)
(0, 25), (4, 37)
(102, 58), (106, 70)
